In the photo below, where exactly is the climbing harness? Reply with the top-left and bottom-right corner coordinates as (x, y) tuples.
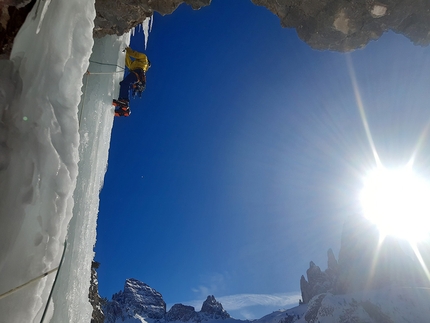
(130, 69), (146, 98)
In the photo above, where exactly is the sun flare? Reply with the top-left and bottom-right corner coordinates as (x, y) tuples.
(360, 167), (430, 242)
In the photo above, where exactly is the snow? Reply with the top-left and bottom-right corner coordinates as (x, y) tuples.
(0, 0), (130, 321)
(306, 287), (430, 323)
(1, 0), (429, 322)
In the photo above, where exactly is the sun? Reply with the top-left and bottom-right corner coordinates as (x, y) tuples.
(360, 166), (430, 242)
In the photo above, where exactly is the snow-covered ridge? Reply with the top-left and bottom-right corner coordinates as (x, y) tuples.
(104, 279), (232, 323)
(102, 276), (430, 323)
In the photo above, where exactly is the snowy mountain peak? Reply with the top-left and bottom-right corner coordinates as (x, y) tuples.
(201, 295), (230, 319)
(166, 304), (197, 322)
(123, 278), (166, 311)
(104, 279), (166, 322)
(104, 280), (231, 323)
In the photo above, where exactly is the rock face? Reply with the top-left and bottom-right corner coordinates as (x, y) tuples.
(200, 295), (230, 320)
(104, 279), (231, 323)
(93, 0), (430, 51)
(252, 0), (430, 51)
(0, 0), (35, 59)
(300, 214), (430, 303)
(300, 287), (430, 323)
(88, 261), (105, 323)
(92, 0), (430, 51)
(300, 249), (339, 304)
(295, 214), (430, 322)
(104, 278), (166, 322)
(3, 0), (430, 57)
(334, 214), (430, 294)
(166, 304), (198, 322)
(93, 0), (211, 38)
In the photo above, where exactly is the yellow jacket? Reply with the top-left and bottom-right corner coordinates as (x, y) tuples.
(125, 47), (150, 72)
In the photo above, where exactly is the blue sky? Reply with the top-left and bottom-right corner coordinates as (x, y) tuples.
(95, 0), (430, 319)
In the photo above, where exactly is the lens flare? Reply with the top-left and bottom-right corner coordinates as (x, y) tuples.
(360, 167), (430, 242)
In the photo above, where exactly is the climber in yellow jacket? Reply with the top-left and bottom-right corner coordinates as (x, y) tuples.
(113, 47), (151, 117)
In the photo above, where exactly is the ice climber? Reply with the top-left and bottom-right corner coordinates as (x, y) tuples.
(113, 46), (151, 117)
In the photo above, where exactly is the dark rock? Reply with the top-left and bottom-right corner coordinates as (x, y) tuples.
(88, 261), (105, 323)
(93, 0), (211, 38)
(4, 0), (430, 58)
(304, 293), (327, 323)
(0, 0), (35, 59)
(104, 279), (231, 323)
(299, 275), (310, 304)
(300, 251), (339, 304)
(166, 304), (197, 322)
(334, 214), (380, 294)
(334, 214), (430, 294)
(200, 295), (230, 320)
(252, 0), (430, 51)
(104, 278), (166, 322)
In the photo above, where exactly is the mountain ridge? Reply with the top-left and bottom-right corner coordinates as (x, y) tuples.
(103, 278), (232, 323)
(94, 215), (430, 322)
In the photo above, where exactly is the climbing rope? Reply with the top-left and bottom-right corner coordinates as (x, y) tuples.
(0, 268), (57, 301)
(78, 60), (125, 124)
(85, 71), (124, 75)
(40, 241), (67, 323)
(89, 59), (125, 71)
(0, 242), (67, 302)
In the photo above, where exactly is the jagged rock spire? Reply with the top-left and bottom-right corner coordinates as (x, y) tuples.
(201, 295), (230, 319)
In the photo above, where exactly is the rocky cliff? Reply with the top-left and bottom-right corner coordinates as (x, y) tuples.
(89, 261), (105, 323)
(292, 214), (430, 322)
(334, 214), (430, 294)
(299, 249), (338, 304)
(300, 214), (430, 303)
(102, 235), (430, 323)
(104, 278), (231, 323)
(252, 0), (430, 51)
(92, 0), (430, 51)
(3, 0), (430, 58)
(93, 0), (210, 38)
(104, 278), (167, 322)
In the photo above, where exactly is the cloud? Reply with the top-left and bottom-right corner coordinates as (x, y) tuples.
(215, 292), (301, 311)
(191, 285), (211, 299)
(181, 272), (301, 319)
(173, 291), (301, 319)
(191, 272), (228, 299)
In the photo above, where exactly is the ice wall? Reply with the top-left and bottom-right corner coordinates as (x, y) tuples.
(50, 34), (129, 322)
(0, 0), (126, 321)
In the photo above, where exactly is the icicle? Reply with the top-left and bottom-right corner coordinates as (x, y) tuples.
(150, 15), (154, 33)
(142, 16), (152, 50)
